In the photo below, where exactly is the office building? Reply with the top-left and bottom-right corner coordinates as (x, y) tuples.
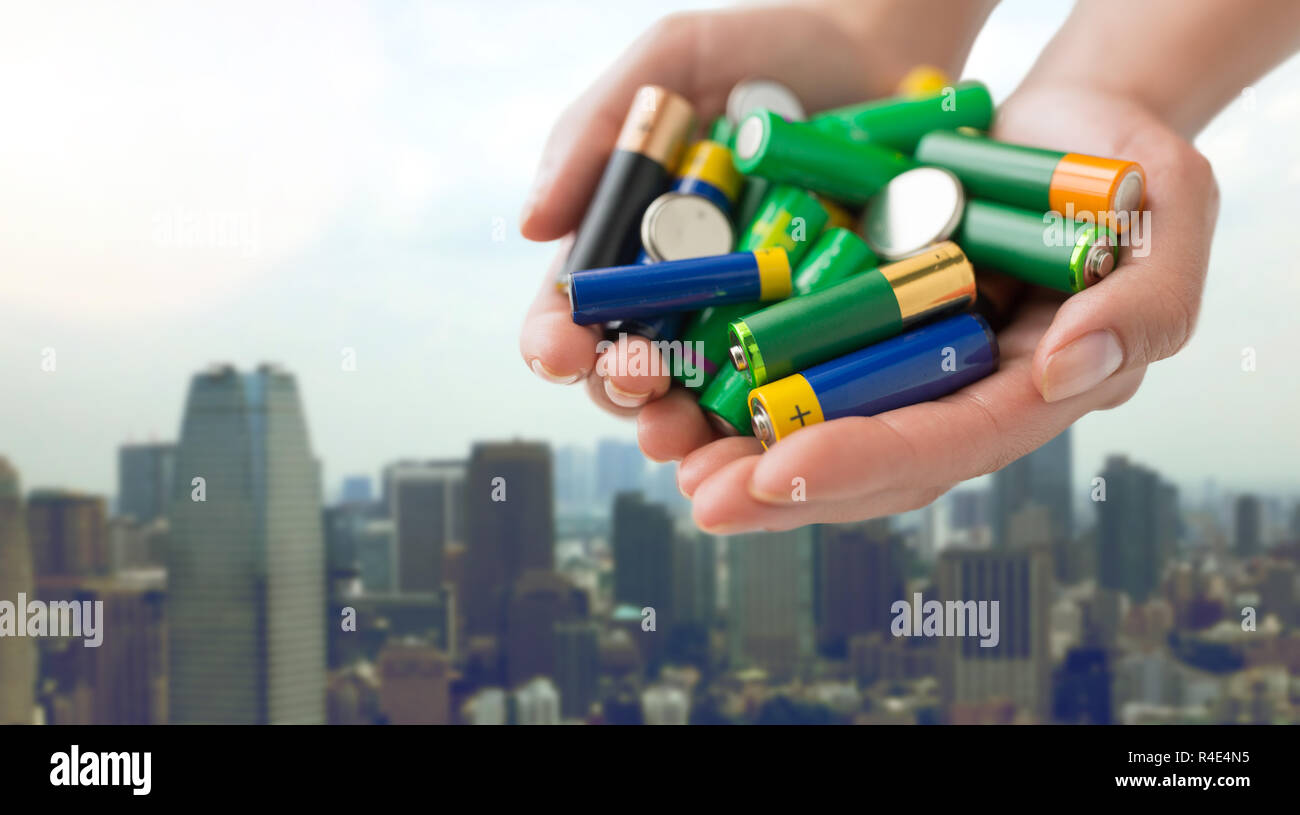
(1235, 494), (1262, 556)
(992, 429), (1074, 579)
(816, 520), (905, 657)
(727, 528), (816, 681)
(36, 572), (167, 725)
(1096, 456), (1178, 603)
(938, 546), (1053, 722)
(553, 621), (601, 720)
(384, 460), (464, 594)
(168, 364), (326, 724)
(503, 570), (587, 687)
(464, 441), (554, 639)
(117, 442), (176, 524)
(611, 492), (674, 620)
(0, 458), (37, 725)
(26, 489), (109, 577)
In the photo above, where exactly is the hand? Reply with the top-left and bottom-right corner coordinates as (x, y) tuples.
(518, 2), (983, 432)
(678, 85), (1219, 533)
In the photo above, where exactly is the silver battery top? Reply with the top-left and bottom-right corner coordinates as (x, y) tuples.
(726, 78), (806, 125)
(640, 192), (734, 262)
(861, 166), (965, 261)
(1113, 168), (1143, 214)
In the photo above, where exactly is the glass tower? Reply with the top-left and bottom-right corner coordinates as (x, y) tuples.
(168, 364), (325, 724)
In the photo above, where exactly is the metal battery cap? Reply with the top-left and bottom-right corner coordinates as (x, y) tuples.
(861, 166), (965, 261)
(640, 192), (734, 262)
(726, 78), (806, 124)
(750, 400), (775, 447)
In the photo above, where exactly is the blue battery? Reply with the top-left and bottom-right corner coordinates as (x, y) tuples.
(672, 176), (733, 215)
(748, 312), (998, 446)
(569, 248), (791, 326)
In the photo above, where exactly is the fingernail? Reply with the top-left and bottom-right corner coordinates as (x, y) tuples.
(747, 482), (790, 505)
(604, 378), (651, 409)
(530, 358), (584, 385)
(1039, 330), (1123, 402)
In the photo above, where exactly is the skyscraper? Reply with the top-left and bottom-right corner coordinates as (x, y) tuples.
(0, 458), (36, 725)
(991, 428), (1073, 577)
(36, 572), (167, 725)
(1095, 455), (1178, 603)
(816, 520), (905, 657)
(503, 569), (587, 687)
(383, 460), (464, 594)
(117, 442), (176, 523)
(727, 528), (816, 681)
(672, 531), (717, 628)
(553, 621), (601, 720)
(168, 364), (326, 724)
(464, 441), (554, 639)
(611, 492), (674, 616)
(1235, 494), (1262, 556)
(26, 489), (109, 577)
(938, 546), (1053, 722)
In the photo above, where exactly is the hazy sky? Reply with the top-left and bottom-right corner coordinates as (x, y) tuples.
(2, 0), (1298, 501)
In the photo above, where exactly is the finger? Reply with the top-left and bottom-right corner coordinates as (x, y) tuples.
(520, 237), (600, 384)
(1032, 131), (1219, 402)
(518, 18), (703, 242)
(594, 333), (672, 409)
(581, 369), (640, 419)
(690, 455), (950, 534)
(746, 303), (1147, 505)
(637, 388), (718, 462)
(678, 435), (763, 497)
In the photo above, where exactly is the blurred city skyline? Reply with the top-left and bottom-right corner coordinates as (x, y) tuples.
(5, 360), (1299, 726)
(2, 0), (1300, 498)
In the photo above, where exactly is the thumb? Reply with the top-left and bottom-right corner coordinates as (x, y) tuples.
(1032, 139), (1219, 403)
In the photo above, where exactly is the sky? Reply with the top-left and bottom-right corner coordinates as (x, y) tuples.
(1, 0), (1298, 501)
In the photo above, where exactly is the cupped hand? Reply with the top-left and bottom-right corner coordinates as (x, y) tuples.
(517, 5), (905, 434)
(679, 85), (1219, 533)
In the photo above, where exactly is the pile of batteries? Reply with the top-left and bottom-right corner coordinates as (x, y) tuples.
(560, 70), (1146, 448)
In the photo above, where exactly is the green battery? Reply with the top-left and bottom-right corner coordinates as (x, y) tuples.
(809, 80), (995, 153)
(698, 366), (754, 436)
(915, 129), (1145, 226)
(708, 116), (736, 149)
(792, 228), (879, 295)
(732, 111), (914, 206)
(728, 241), (976, 387)
(676, 302), (753, 392)
(736, 184), (831, 265)
(732, 176), (771, 236)
(675, 185), (830, 392)
(957, 199), (1119, 293)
